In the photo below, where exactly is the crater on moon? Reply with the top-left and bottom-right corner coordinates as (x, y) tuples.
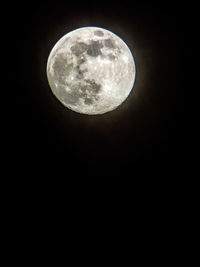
(86, 40), (103, 57)
(70, 42), (88, 56)
(47, 27), (136, 115)
(104, 38), (116, 49)
(53, 54), (73, 81)
(94, 30), (104, 37)
(70, 79), (101, 105)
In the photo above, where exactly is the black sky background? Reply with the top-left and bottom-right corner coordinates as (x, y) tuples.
(11, 0), (189, 179)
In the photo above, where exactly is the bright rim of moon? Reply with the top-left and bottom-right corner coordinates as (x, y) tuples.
(46, 27), (136, 115)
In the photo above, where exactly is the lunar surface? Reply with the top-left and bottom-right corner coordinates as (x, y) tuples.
(46, 27), (136, 114)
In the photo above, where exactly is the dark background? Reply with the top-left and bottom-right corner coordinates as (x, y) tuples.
(11, 0), (189, 178)
(3, 1), (191, 253)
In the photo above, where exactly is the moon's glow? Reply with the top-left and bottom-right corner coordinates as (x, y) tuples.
(47, 27), (136, 114)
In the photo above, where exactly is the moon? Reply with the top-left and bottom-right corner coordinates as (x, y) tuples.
(46, 27), (136, 115)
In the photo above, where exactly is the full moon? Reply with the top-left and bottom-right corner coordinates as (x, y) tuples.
(46, 27), (136, 115)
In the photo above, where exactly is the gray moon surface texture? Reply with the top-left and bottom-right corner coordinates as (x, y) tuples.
(46, 27), (136, 115)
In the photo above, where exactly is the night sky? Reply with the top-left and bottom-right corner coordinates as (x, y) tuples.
(12, 0), (188, 179)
